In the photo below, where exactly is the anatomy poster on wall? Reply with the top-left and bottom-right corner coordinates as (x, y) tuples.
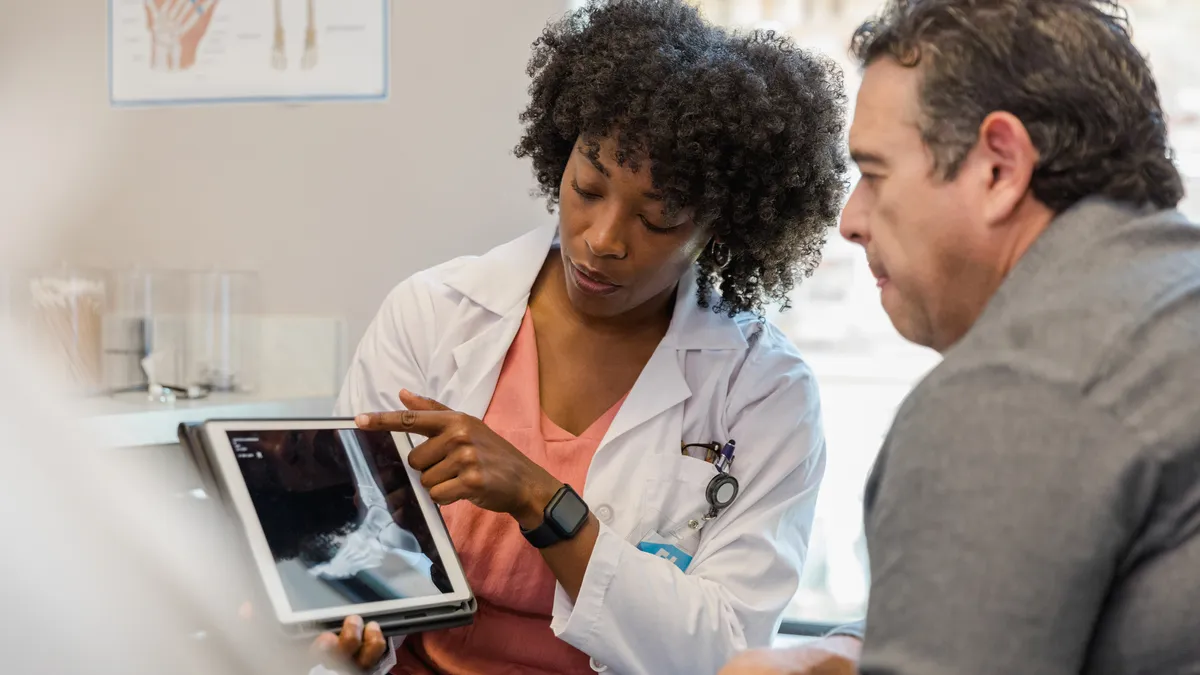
(108, 0), (388, 106)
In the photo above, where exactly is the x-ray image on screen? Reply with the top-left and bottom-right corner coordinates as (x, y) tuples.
(229, 428), (452, 612)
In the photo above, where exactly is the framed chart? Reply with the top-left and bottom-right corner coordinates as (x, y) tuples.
(108, 0), (388, 107)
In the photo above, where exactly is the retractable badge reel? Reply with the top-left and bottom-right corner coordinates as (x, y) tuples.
(704, 440), (739, 520)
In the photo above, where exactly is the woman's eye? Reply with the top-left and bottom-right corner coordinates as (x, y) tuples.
(639, 215), (673, 233)
(571, 180), (601, 201)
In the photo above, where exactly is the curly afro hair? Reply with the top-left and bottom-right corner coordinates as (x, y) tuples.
(515, 0), (849, 316)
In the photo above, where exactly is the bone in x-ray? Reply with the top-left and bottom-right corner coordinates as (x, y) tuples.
(306, 431), (440, 598)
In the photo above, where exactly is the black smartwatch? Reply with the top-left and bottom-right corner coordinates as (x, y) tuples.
(520, 484), (590, 549)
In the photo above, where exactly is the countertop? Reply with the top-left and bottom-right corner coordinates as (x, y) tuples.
(78, 391), (337, 448)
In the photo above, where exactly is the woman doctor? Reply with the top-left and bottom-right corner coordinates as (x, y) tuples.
(320, 1), (848, 673)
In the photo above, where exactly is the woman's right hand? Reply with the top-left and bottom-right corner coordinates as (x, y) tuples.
(312, 615), (389, 672)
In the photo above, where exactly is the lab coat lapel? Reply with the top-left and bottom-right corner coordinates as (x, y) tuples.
(441, 225), (557, 315)
(600, 345), (690, 449)
(448, 310), (524, 419)
(440, 224), (557, 416)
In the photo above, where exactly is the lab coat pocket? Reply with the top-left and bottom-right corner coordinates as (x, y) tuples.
(640, 455), (719, 569)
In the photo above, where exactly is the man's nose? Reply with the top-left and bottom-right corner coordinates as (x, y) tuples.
(839, 188), (869, 247)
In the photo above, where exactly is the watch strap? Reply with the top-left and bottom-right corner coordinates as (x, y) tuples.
(521, 519), (563, 549)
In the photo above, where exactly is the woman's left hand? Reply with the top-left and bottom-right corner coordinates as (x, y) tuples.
(356, 389), (563, 529)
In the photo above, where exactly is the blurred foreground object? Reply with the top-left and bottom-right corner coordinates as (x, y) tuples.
(0, 320), (322, 675)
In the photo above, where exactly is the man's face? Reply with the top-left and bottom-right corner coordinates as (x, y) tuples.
(840, 59), (995, 351)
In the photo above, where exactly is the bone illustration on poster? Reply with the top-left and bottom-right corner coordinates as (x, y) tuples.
(110, 0), (387, 106)
(272, 0), (319, 71)
(144, 0), (219, 71)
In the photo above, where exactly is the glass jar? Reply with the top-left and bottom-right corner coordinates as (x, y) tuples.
(104, 268), (190, 394)
(187, 270), (261, 393)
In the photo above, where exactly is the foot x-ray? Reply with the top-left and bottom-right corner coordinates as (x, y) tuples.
(231, 428), (450, 612)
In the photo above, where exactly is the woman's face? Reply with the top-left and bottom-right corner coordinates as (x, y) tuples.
(557, 135), (709, 319)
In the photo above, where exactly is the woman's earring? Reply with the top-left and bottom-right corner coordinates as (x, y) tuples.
(710, 239), (732, 270)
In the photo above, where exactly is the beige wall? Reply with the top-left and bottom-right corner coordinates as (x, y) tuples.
(1, 0), (564, 343)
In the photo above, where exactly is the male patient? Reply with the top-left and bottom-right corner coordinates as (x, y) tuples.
(723, 0), (1200, 673)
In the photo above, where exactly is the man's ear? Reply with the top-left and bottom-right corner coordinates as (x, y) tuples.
(977, 111), (1038, 225)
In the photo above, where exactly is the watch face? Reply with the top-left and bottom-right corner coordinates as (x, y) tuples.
(549, 489), (589, 535)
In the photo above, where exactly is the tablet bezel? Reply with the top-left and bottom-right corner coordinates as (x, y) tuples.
(203, 418), (473, 625)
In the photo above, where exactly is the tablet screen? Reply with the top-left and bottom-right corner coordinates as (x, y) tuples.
(226, 428), (452, 612)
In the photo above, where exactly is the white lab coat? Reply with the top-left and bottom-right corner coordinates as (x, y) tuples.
(334, 224), (826, 675)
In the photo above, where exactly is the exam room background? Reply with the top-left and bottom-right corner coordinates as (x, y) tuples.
(6, 0), (1199, 638)
(2, 0), (560, 345)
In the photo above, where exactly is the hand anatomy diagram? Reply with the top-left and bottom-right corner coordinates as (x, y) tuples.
(112, 0), (382, 104)
(144, 0), (219, 71)
(273, 0), (318, 70)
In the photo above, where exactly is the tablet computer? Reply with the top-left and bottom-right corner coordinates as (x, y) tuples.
(179, 419), (475, 638)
